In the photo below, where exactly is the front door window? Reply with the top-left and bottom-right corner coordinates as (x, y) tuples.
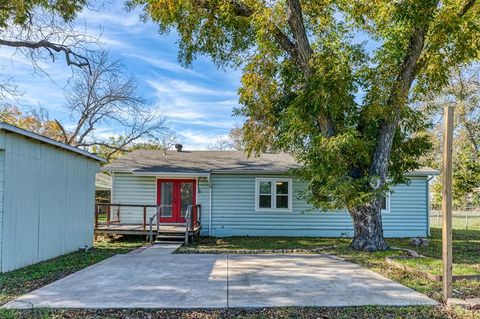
(180, 182), (194, 218)
(160, 182), (173, 218)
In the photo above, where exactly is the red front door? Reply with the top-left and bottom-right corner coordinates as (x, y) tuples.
(157, 179), (196, 223)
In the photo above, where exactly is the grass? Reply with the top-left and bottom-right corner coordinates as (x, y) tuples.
(0, 236), (144, 306)
(430, 210), (480, 230)
(396, 256), (480, 276)
(0, 305), (474, 319)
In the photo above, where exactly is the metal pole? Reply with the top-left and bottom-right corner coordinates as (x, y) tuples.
(442, 104), (454, 302)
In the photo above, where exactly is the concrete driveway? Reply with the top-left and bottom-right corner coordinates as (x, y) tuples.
(4, 244), (437, 309)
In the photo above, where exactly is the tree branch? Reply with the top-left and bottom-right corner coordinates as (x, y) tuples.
(458, 0), (477, 17)
(286, 0), (313, 72)
(370, 25), (427, 181)
(0, 39), (91, 73)
(54, 119), (69, 144)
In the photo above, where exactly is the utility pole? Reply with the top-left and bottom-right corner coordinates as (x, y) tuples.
(442, 104), (454, 301)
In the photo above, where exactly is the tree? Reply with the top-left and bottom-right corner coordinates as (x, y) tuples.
(131, 0), (480, 250)
(0, 105), (65, 140)
(129, 128), (181, 153)
(208, 125), (245, 151)
(422, 64), (480, 207)
(1, 51), (174, 162)
(228, 125), (245, 151)
(53, 50), (170, 161)
(207, 137), (234, 151)
(0, 0), (96, 98)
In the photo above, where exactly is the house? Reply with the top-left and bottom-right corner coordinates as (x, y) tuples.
(102, 146), (438, 239)
(95, 172), (112, 191)
(0, 123), (104, 272)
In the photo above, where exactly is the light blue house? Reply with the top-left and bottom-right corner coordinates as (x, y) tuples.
(0, 123), (104, 272)
(102, 146), (438, 239)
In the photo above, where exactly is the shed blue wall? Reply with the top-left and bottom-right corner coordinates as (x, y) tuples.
(1, 131), (99, 272)
(112, 172), (429, 238)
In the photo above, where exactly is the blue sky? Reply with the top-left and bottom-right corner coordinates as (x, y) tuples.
(0, 1), (244, 149)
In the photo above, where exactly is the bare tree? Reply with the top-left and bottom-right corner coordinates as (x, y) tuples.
(228, 125), (245, 151)
(0, 2), (99, 99)
(207, 126), (245, 151)
(55, 50), (169, 161)
(129, 128), (181, 154)
(207, 137), (235, 151)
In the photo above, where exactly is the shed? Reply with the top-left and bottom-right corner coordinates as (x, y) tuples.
(0, 123), (105, 272)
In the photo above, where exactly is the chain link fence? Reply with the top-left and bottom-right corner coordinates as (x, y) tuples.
(430, 206), (480, 230)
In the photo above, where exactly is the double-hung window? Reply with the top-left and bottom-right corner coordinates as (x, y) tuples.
(255, 178), (292, 211)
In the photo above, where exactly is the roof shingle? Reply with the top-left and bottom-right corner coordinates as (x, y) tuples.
(103, 149), (438, 176)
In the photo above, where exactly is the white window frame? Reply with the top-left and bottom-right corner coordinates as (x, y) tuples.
(255, 178), (293, 212)
(381, 192), (391, 213)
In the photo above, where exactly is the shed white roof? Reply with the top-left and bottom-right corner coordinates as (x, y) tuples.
(0, 122), (106, 162)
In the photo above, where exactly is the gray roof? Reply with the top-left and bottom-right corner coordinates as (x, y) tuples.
(0, 122), (105, 162)
(103, 149), (439, 176)
(103, 150), (297, 174)
(95, 173), (112, 190)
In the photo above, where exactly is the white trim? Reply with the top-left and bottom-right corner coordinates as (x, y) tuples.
(255, 178), (293, 212)
(134, 171), (210, 178)
(111, 172), (116, 203)
(0, 122), (105, 162)
(209, 182), (212, 236)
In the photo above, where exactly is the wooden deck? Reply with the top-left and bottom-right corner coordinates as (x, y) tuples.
(94, 223), (201, 236)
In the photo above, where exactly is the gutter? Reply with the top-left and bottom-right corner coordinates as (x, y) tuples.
(131, 171), (211, 178)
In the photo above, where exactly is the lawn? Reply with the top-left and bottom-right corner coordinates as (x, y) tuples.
(0, 236), (145, 306)
(430, 210), (480, 230)
(0, 305), (471, 319)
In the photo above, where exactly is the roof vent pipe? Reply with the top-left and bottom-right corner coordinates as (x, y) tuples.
(175, 144), (183, 152)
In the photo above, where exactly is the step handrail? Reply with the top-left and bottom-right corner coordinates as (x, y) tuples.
(185, 204), (201, 245)
(149, 205), (162, 244)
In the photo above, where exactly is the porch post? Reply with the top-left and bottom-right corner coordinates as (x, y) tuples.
(442, 104), (454, 301)
(143, 206), (147, 230)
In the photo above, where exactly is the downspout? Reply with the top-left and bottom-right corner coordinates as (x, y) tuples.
(208, 172), (212, 236)
(427, 175), (435, 237)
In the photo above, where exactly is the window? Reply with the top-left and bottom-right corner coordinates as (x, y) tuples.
(381, 193), (390, 212)
(255, 178), (292, 211)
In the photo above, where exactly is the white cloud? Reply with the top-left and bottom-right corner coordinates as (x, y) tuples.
(126, 53), (208, 78)
(147, 79), (236, 96)
(179, 129), (229, 150)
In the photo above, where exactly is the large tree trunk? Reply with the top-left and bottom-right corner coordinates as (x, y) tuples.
(348, 200), (388, 251)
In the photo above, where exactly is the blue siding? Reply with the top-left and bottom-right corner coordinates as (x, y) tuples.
(0, 150), (4, 267)
(112, 173), (429, 238)
(111, 173), (157, 223)
(111, 174), (210, 225)
(206, 174), (428, 238)
(1, 132), (99, 272)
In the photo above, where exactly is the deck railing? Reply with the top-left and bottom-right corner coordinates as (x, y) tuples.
(149, 205), (162, 244)
(185, 204), (201, 245)
(95, 203), (158, 230)
(95, 203), (202, 243)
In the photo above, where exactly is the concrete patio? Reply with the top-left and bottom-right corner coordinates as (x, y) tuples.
(4, 244), (437, 309)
